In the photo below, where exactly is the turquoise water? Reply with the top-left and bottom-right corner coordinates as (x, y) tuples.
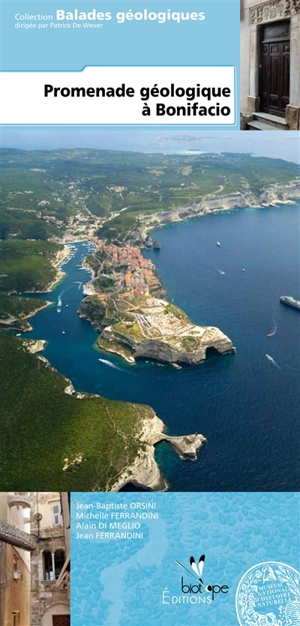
(25, 204), (300, 491)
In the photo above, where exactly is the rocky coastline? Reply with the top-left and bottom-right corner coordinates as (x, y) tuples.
(133, 180), (300, 243)
(100, 324), (233, 365)
(25, 339), (47, 354)
(79, 243), (234, 366)
(0, 246), (69, 331)
(0, 300), (52, 332)
(79, 180), (299, 367)
(109, 412), (207, 492)
(22, 339), (207, 492)
(42, 245), (70, 292)
(15, 179), (299, 491)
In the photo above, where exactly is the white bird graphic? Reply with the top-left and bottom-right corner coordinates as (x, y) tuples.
(175, 554), (205, 583)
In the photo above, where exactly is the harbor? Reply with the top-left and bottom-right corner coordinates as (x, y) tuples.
(23, 202), (300, 492)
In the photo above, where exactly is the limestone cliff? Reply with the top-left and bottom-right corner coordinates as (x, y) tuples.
(110, 412), (207, 491)
(81, 293), (234, 366)
(103, 324), (233, 365)
(135, 180), (300, 240)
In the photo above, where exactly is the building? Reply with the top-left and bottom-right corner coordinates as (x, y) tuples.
(30, 493), (70, 626)
(240, 0), (300, 129)
(0, 493), (70, 626)
(0, 493), (35, 626)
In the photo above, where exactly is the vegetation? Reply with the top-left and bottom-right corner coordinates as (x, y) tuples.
(97, 336), (134, 361)
(0, 147), (298, 489)
(1, 148), (298, 243)
(0, 240), (62, 293)
(181, 337), (199, 352)
(0, 336), (153, 491)
(93, 276), (115, 292)
(0, 293), (48, 331)
(80, 295), (106, 329)
(113, 321), (143, 342)
(0, 208), (60, 241)
(166, 303), (189, 321)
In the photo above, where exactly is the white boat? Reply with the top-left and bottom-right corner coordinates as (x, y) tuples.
(216, 241), (221, 247)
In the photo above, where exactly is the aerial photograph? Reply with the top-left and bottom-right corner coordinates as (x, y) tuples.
(0, 129), (299, 493)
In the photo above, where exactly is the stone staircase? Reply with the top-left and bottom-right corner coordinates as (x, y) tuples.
(246, 112), (289, 131)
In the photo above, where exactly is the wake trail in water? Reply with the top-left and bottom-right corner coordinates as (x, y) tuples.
(57, 285), (75, 311)
(216, 268), (226, 275)
(265, 354), (281, 370)
(267, 320), (277, 337)
(98, 358), (122, 371)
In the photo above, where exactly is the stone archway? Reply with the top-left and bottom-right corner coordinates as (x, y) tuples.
(205, 345), (221, 358)
(41, 603), (70, 626)
(248, 0), (300, 128)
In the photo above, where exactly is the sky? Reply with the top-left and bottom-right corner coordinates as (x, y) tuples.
(0, 128), (299, 163)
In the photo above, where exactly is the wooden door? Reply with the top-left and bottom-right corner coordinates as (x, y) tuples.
(259, 21), (290, 117)
(52, 615), (70, 626)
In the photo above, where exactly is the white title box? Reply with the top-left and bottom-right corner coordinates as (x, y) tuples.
(0, 66), (235, 125)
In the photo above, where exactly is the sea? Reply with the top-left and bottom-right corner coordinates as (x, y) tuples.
(24, 202), (300, 491)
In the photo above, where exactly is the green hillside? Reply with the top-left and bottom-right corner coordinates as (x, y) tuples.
(0, 293), (48, 331)
(0, 240), (62, 293)
(1, 148), (299, 242)
(0, 336), (151, 491)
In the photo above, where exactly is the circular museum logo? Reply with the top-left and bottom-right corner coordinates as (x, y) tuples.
(236, 561), (300, 626)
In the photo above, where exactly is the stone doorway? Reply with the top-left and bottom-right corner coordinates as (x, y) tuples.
(241, 0), (300, 129)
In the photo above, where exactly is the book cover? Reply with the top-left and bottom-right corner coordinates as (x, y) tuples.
(71, 492), (300, 625)
(0, 1), (300, 625)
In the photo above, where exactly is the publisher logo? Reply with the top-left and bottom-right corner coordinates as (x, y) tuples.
(162, 553), (229, 606)
(236, 561), (300, 626)
(176, 554), (206, 585)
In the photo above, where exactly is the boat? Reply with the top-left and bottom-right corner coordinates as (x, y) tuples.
(280, 295), (300, 311)
(267, 321), (277, 337)
(153, 240), (161, 250)
(216, 241), (221, 247)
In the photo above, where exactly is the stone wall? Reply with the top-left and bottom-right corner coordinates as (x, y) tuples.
(0, 493), (32, 626)
(240, 0), (300, 127)
(30, 493), (70, 626)
(0, 543), (31, 626)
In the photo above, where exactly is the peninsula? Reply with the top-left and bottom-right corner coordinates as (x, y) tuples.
(0, 335), (206, 492)
(0, 147), (299, 493)
(79, 241), (233, 365)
